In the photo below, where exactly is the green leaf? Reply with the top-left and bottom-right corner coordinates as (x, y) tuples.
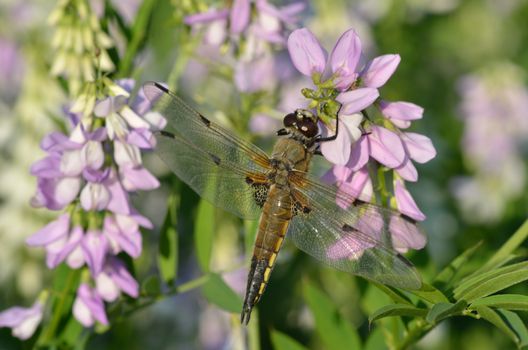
(369, 304), (428, 323)
(158, 193), (179, 284)
(454, 261), (528, 298)
(303, 282), (361, 350)
(479, 219), (528, 274)
(434, 241), (482, 290)
(201, 273), (242, 313)
(141, 275), (162, 297)
(496, 309), (528, 348)
(244, 219), (259, 257)
(194, 199), (215, 272)
(470, 294), (528, 311)
(425, 301), (467, 324)
(271, 330), (308, 350)
(454, 263), (528, 301)
(474, 306), (528, 347)
(371, 282), (413, 305)
(408, 282), (449, 304)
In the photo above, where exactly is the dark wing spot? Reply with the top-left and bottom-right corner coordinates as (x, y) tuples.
(199, 114), (211, 127)
(352, 198), (368, 207)
(342, 224), (359, 232)
(252, 183), (269, 207)
(396, 253), (414, 268)
(208, 153), (221, 165)
(154, 82), (169, 93)
(158, 130), (176, 138)
(245, 176), (254, 185)
(293, 200), (311, 216)
(400, 214), (417, 224)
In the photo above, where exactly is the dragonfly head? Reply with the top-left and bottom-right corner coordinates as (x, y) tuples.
(282, 109), (319, 139)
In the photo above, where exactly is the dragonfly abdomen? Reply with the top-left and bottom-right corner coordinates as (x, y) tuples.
(241, 185), (292, 324)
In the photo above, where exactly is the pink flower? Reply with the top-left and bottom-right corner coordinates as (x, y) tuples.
(0, 301), (43, 340)
(73, 284), (109, 327)
(320, 114), (363, 165)
(95, 258), (139, 302)
(287, 28), (327, 77)
(394, 179), (426, 221)
(368, 126), (406, 168)
(82, 230), (109, 276)
(360, 54), (401, 88)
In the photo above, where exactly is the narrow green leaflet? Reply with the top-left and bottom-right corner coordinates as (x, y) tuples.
(37, 266), (81, 347)
(473, 306), (528, 348)
(194, 199), (215, 272)
(271, 330), (308, 350)
(303, 282), (361, 350)
(408, 282), (449, 304)
(201, 273), (242, 313)
(371, 282), (413, 305)
(434, 241), (482, 290)
(425, 301), (467, 324)
(455, 266), (528, 302)
(158, 193), (179, 285)
(453, 261), (528, 299)
(478, 219), (528, 274)
(495, 309), (528, 348)
(470, 294), (528, 311)
(369, 304), (428, 324)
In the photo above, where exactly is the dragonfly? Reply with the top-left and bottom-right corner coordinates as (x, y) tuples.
(143, 82), (424, 324)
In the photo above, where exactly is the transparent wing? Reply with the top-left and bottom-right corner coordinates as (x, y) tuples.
(288, 171), (425, 290)
(145, 82), (272, 219)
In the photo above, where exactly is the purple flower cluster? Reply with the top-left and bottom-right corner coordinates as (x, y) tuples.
(451, 66), (528, 222)
(287, 28), (436, 223)
(17, 79), (165, 331)
(184, 0), (305, 47)
(184, 0), (304, 94)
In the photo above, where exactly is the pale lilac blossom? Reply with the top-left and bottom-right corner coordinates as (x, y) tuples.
(95, 258), (139, 302)
(0, 301), (43, 340)
(26, 79), (163, 330)
(73, 284), (109, 327)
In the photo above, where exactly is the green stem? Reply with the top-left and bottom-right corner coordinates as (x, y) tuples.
(37, 269), (79, 346)
(396, 320), (433, 350)
(117, 0), (157, 77)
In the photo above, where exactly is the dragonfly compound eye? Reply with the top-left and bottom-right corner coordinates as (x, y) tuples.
(283, 112), (297, 127)
(297, 119), (318, 138)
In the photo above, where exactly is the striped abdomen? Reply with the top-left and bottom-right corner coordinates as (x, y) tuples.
(241, 185), (292, 324)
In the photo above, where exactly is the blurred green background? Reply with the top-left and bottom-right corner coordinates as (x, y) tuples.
(0, 0), (527, 349)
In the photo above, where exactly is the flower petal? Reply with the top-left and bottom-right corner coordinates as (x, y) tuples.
(367, 126), (405, 168)
(81, 231), (108, 276)
(394, 179), (426, 221)
(380, 100), (423, 121)
(96, 272), (120, 302)
(287, 28), (327, 77)
(230, 0), (250, 34)
(0, 302), (43, 340)
(395, 156), (418, 182)
(361, 54), (400, 88)
(330, 28), (361, 89)
(184, 9), (229, 25)
(336, 88), (379, 115)
(389, 215), (426, 253)
(119, 165), (160, 191)
(401, 132), (436, 164)
(26, 213), (70, 246)
(347, 135), (369, 171)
